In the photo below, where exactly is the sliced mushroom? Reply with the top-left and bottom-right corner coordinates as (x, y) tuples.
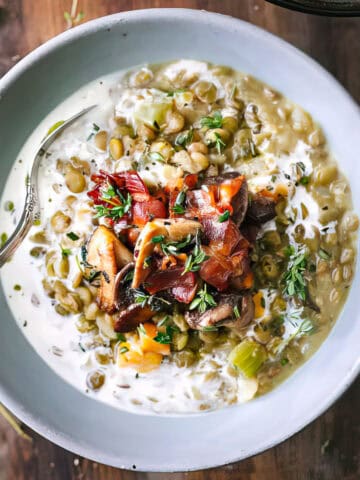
(114, 262), (135, 309)
(132, 218), (202, 289)
(185, 293), (254, 331)
(114, 304), (154, 333)
(246, 195), (276, 225)
(86, 226), (133, 313)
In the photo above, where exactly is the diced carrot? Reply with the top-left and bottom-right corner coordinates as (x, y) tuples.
(140, 322), (171, 356)
(117, 347), (163, 373)
(240, 271), (254, 289)
(275, 183), (288, 198)
(253, 291), (265, 319)
(141, 335), (171, 356)
(143, 322), (157, 338)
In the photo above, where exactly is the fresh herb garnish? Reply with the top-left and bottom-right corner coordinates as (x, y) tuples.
(200, 111), (223, 129)
(218, 210), (230, 223)
(143, 256), (152, 269)
(172, 190), (186, 214)
(117, 333), (126, 342)
(154, 325), (180, 344)
(0, 232), (8, 248)
(189, 283), (217, 314)
(119, 346), (129, 354)
(95, 192), (132, 220)
(202, 326), (218, 332)
(148, 152), (165, 163)
(61, 246), (72, 257)
(183, 234), (208, 274)
(299, 176), (310, 185)
(4, 200), (14, 212)
(86, 123), (100, 141)
(282, 248), (308, 301)
(151, 235), (165, 244)
(160, 234), (193, 257)
(132, 289), (171, 311)
(66, 232), (80, 241)
(233, 305), (240, 318)
(214, 132), (226, 154)
(175, 128), (194, 147)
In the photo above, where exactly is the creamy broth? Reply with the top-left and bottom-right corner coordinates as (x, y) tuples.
(0, 61), (358, 413)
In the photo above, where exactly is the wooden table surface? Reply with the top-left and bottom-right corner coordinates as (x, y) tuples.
(0, 1), (359, 479)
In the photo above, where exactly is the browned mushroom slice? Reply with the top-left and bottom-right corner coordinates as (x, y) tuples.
(114, 304), (154, 333)
(114, 262), (135, 309)
(185, 294), (254, 331)
(132, 218), (202, 289)
(246, 195), (276, 225)
(87, 226), (133, 313)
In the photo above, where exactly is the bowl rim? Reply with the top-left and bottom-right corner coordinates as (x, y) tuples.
(0, 8), (359, 471)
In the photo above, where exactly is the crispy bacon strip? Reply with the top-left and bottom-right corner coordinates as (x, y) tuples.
(145, 267), (197, 304)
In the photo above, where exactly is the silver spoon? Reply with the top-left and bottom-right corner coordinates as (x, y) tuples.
(0, 105), (97, 268)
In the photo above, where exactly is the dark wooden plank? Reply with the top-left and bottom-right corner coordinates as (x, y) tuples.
(0, 1), (359, 479)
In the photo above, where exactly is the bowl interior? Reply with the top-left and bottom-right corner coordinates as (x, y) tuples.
(0, 9), (359, 471)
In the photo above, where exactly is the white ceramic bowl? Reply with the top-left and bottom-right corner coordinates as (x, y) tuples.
(0, 9), (359, 472)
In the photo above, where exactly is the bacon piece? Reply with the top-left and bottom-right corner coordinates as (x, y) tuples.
(132, 199), (167, 226)
(145, 267), (197, 304)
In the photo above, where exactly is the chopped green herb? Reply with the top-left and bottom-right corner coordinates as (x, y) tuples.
(154, 325), (179, 344)
(214, 132), (226, 154)
(143, 256), (152, 269)
(60, 246), (72, 257)
(283, 245), (295, 258)
(200, 111), (223, 129)
(300, 176), (310, 185)
(282, 248), (308, 301)
(116, 333), (126, 342)
(0, 232), (8, 248)
(175, 128), (194, 147)
(78, 342), (86, 353)
(123, 270), (134, 283)
(13, 284), (22, 291)
(119, 346), (129, 354)
(260, 297), (266, 308)
(233, 305), (240, 319)
(4, 201), (14, 212)
(172, 190), (186, 214)
(148, 152), (165, 163)
(95, 192), (132, 221)
(281, 357), (289, 366)
(132, 289), (171, 311)
(218, 210), (230, 223)
(183, 235), (208, 274)
(189, 283), (217, 314)
(153, 120), (160, 130)
(66, 232), (80, 241)
(151, 235), (165, 244)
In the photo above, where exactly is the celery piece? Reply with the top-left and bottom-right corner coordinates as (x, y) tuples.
(228, 339), (267, 378)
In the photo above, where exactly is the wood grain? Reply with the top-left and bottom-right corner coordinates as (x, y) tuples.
(0, 1), (359, 479)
